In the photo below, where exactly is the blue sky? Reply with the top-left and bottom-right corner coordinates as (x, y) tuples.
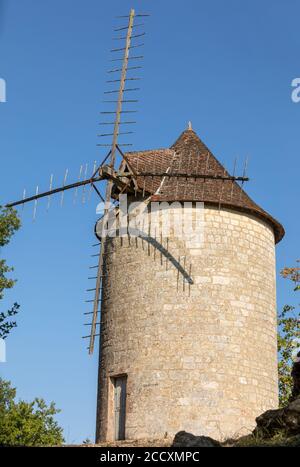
(0, 0), (299, 443)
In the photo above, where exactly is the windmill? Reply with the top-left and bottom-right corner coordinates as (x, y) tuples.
(5, 8), (250, 360)
(6, 8), (274, 442)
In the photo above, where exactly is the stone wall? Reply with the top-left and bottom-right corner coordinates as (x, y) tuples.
(96, 204), (278, 442)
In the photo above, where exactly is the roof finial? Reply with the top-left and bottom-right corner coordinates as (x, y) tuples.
(188, 121), (192, 130)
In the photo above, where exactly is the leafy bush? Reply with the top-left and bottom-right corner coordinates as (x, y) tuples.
(0, 378), (64, 446)
(278, 263), (300, 406)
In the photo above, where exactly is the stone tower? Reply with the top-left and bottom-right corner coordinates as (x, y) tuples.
(95, 126), (284, 442)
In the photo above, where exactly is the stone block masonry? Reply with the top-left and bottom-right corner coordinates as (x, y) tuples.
(96, 204), (278, 442)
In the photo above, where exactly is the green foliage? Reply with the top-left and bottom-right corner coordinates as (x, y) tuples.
(0, 378), (64, 446)
(0, 206), (20, 248)
(234, 432), (300, 447)
(0, 206), (21, 338)
(278, 263), (300, 406)
(0, 303), (20, 339)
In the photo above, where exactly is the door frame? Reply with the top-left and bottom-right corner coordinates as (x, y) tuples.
(108, 373), (127, 441)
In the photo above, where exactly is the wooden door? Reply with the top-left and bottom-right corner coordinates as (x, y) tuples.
(114, 376), (127, 440)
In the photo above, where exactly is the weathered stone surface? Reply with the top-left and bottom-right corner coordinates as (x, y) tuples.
(254, 409), (285, 436)
(254, 396), (300, 437)
(283, 397), (300, 434)
(96, 205), (278, 442)
(172, 431), (221, 447)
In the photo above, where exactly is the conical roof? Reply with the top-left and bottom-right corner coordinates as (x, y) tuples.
(124, 126), (284, 243)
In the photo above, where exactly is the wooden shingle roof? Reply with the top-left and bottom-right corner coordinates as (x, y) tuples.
(124, 127), (284, 243)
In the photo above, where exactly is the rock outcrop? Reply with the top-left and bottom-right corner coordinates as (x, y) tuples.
(172, 431), (221, 448)
(254, 396), (300, 438)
